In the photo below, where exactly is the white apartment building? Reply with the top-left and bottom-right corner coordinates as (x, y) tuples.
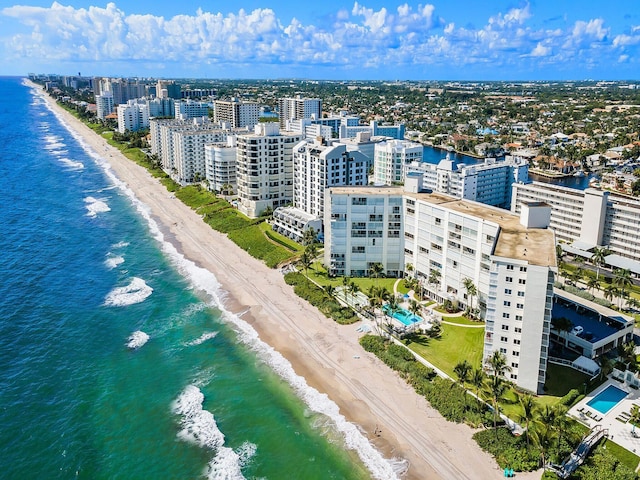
(147, 97), (175, 118)
(406, 155), (529, 208)
(172, 129), (229, 184)
(272, 138), (368, 242)
(511, 182), (640, 274)
(96, 91), (114, 120)
(373, 139), (423, 185)
(117, 100), (150, 133)
(214, 99), (260, 129)
(236, 123), (302, 218)
(175, 100), (210, 120)
(204, 137), (237, 194)
(324, 186), (405, 278)
(324, 178), (557, 393)
(278, 96), (322, 129)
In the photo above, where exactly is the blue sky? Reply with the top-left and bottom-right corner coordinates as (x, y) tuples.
(1, 1), (639, 80)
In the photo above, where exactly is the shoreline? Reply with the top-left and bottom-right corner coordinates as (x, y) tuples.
(31, 80), (513, 479)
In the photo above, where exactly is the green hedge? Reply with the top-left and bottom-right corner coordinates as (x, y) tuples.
(228, 225), (295, 268)
(284, 272), (358, 324)
(473, 428), (540, 471)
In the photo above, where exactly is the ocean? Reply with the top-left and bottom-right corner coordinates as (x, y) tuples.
(0, 77), (397, 479)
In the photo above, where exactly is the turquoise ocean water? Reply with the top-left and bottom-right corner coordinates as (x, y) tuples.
(0, 78), (401, 479)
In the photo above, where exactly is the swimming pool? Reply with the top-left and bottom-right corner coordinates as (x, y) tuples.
(383, 305), (422, 326)
(586, 385), (628, 414)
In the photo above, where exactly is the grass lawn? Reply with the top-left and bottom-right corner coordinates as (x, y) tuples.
(544, 363), (592, 398)
(307, 263), (399, 294)
(602, 439), (640, 470)
(406, 323), (484, 377)
(441, 315), (483, 326)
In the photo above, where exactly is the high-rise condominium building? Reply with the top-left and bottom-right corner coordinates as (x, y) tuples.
(117, 100), (150, 133)
(236, 123), (302, 218)
(278, 96), (322, 129)
(324, 177), (557, 393)
(96, 91), (114, 120)
(373, 139), (424, 185)
(271, 137), (368, 242)
(406, 155), (529, 209)
(214, 99), (260, 129)
(205, 137), (238, 194)
(511, 182), (640, 273)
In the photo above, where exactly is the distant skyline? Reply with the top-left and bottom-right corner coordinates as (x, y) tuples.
(1, 1), (639, 80)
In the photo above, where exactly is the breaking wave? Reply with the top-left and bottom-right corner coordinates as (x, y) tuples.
(104, 277), (153, 307)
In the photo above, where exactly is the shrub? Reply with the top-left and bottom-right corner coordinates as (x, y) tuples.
(360, 335), (386, 355)
(473, 428), (540, 471)
(561, 388), (581, 406)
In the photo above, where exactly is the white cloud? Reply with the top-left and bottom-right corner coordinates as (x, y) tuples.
(529, 43), (551, 57)
(0, 1), (638, 76)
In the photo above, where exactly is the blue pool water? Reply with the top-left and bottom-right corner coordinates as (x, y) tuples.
(383, 306), (422, 326)
(587, 385), (628, 414)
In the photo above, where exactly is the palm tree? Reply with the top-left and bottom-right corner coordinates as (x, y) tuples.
(302, 226), (317, 247)
(369, 262), (384, 288)
(470, 368), (486, 409)
(604, 284), (617, 304)
(591, 247), (609, 280)
(518, 393), (536, 449)
(453, 360), (472, 406)
(463, 277), (477, 317)
(325, 284), (336, 299)
(614, 268), (633, 308)
(488, 375), (507, 432)
(342, 276), (351, 305)
(555, 244), (564, 264)
(299, 250), (312, 286)
(598, 355), (614, 380)
(405, 263), (414, 279)
(530, 421), (554, 468)
(587, 277), (600, 294)
(385, 295), (400, 333)
(627, 297), (640, 313)
(428, 269), (441, 288)
(553, 405), (569, 450)
(349, 281), (360, 309)
(630, 405), (640, 434)
(485, 350), (511, 379)
(409, 299), (421, 319)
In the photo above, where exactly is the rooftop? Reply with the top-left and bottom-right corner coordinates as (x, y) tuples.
(329, 185), (557, 267)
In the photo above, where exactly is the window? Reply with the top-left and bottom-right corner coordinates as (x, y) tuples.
(351, 246), (365, 253)
(515, 315), (523, 321)
(504, 289), (512, 295)
(510, 374), (518, 380)
(515, 327), (522, 333)
(516, 303), (524, 309)
(501, 325), (509, 331)
(503, 301), (511, 307)
(512, 351), (520, 356)
(506, 265), (514, 270)
(500, 348), (507, 354)
(514, 339), (521, 345)
(518, 279), (526, 285)
(435, 218), (442, 225)
(511, 363), (519, 368)
(502, 313), (510, 319)
(501, 336), (508, 342)
(520, 266), (527, 272)
(517, 291), (525, 297)
(506, 276), (513, 283)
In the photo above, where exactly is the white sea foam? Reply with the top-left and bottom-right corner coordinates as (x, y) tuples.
(30, 83), (403, 480)
(84, 196), (111, 217)
(60, 158), (85, 170)
(172, 385), (247, 480)
(104, 277), (153, 307)
(112, 241), (129, 249)
(185, 331), (218, 347)
(104, 254), (125, 269)
(126, 330), (149, 349)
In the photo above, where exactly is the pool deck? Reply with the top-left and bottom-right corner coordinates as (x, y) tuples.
(569, 379), (640, 456)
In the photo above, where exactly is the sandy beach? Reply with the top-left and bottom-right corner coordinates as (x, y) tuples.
(32, 80), (519, 480)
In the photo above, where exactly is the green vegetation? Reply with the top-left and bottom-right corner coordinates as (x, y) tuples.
(575, 444), (639, 479)
(440, 315), (482, 326)
(284, 272), (358, 324)
(229, 224), (294, 268)
(405, 323), (484, 376)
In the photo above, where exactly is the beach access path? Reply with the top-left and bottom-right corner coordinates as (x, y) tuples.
(34, 82), (540, 480)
